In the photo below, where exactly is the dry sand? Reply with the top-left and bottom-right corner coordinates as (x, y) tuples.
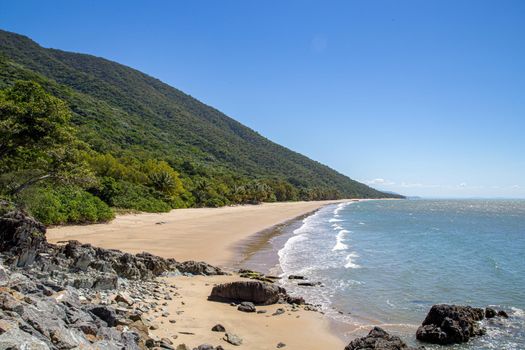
(48, 200), (350, 349)
(149, 275), (346, 349)
(47, 200), (342, 266)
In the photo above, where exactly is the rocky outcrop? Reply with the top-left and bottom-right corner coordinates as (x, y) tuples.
(0, 208), (226, 349)
(0, 208), (224, 291)
(176, 260), (225, 276)
(416, 304), (486, 344)
(209, 281), (287, 305)
(0, 264), (145, 349)
(0, 206), (47, 267)
(345, 327), (424, 350)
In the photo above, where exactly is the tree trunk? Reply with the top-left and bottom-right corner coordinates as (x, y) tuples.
(11, 174), (52, 196)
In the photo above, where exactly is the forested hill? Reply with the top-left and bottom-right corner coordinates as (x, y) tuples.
(0, 29), (400, 224)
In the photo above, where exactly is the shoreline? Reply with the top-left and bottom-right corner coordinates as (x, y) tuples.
(46, 200), (345, 267)
(230, 208), (319, 272)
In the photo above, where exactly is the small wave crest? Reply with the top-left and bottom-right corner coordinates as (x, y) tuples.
(345, 252), (361, 268)
(332, 230), (350, 251)
(333, 201), (352, 215)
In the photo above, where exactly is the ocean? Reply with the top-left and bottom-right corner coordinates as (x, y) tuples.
(245, 199), (525, 349)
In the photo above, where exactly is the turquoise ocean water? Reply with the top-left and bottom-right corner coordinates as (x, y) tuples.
(250, 199), (525, 349)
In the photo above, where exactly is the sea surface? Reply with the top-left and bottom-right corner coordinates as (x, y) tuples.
(246, 199), (525, 349)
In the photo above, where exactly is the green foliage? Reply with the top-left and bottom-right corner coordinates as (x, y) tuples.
(89, 177), (171, 213)
(20, 186), (114, 225)
(0, 80), (93, 195)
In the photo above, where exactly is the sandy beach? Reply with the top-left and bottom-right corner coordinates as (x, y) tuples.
(47, 200), (342, 267)
(47, 200), (349, 349)
(148, 274), (345, 349)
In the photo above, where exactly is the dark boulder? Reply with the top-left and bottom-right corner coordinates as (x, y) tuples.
(288, 275), (305, 280)
(485, 308), (497, 319)
(88, 305), (118, 327)
(0, 208), (47, 267)
(497, 310), (509, 318)
(297, 281), (322, 287)
(345, 327), (424, 350)
(416, 304), (485, 345)
(211, 324), (225, 332)
(286, 295), (305, 305)
(209, 281), (286, 305)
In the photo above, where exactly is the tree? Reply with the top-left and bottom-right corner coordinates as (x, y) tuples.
(0, 81), (91, 195)
(143, 160), (184, 198)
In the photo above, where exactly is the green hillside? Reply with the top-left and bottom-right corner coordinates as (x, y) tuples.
(0, 29), (400, 224)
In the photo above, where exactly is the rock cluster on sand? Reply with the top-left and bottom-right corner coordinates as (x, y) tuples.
(0, 206), (224, 349)
(238, 269), (281, 283)
(416, 304), (508, 345)
(345, 327), (425, 350)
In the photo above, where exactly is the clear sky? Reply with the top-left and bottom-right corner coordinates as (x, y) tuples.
(2, 1), (524, 198)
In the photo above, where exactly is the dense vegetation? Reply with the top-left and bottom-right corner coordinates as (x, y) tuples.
(0, 29), (401, 225)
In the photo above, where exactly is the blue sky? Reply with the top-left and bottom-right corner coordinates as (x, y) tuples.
(2, 1), (524, 198)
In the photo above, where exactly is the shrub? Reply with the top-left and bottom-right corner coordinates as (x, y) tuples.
(22, 186), (114, 225)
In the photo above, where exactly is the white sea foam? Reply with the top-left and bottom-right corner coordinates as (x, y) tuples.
(332, 230), (350, 251)
(329, 218), (344, 222)
(278, 208), (323, 274)
(333, 201), (351, 215)
(511, 307), (524, 317)
(332, 224), (343, 230)
(345, 252), (361, 268)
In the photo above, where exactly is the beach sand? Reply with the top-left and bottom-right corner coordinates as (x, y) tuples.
(47, 200), (348, 349)
(47, 200), (342, 267)
(148, 275), (345, 349)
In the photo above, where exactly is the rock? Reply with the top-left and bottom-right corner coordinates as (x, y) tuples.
(224, 332), (243, 346)
(497, 310), (509, 318)
(210, 281), (286, 305)
(416, 304), (485, 345)
(297, 281), (321, 287)
(195, 345), (214, 350)
(286, 295), (305, 305)
(212, 324), (226, 332)
(160, 337), (175, 349)
(176, 261), (225, 276)
(89, 305), (118, 327)
(237, 301), (256, 312)
(0, 264), (8, 287)
(485, 307), (497, 318)
(115, 292), (134, 306)
(272, 308), (285, 316)
(345, 327), (424, 350)
(238, 269), (277, 283)
(288, 275), (305, 280)
(277, 342), (286, 348)
(0, 208), (47, 267)
(176, 345), (190, 350)
(0, 320), (51, 350)
(93, 274), (119, 290)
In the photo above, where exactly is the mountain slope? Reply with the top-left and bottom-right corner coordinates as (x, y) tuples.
(0, 29), (396, 199)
